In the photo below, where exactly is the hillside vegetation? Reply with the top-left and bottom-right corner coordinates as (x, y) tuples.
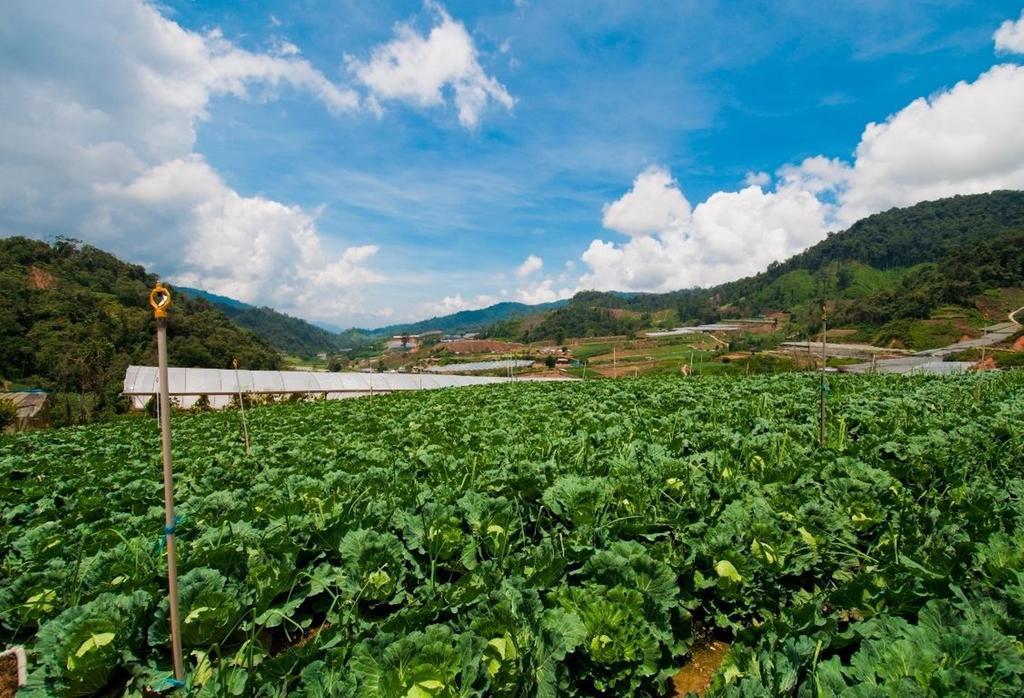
(373, 300), (569, 337)
(183, 291), (569, 358)
(179, 191), (1024, 353)
(3, 373), (1024, 695)
(485, 191), (1024, 344)
(0, 237), (281, 424)
(178, 287), (365, 359)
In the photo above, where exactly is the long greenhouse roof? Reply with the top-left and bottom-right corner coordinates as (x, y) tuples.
(122, 365), (507, 396)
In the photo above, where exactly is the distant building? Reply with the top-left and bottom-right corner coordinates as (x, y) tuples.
(1, 391), (50, 433)
(386, 330), (444, 351)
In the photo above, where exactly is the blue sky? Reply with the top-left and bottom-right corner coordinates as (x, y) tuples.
(2, 1), (1024, 327)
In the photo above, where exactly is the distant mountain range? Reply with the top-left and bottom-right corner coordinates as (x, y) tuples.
(493, 190), (1024, 347)
(371, 300), (569, 337)
(177, 289), (569, 357)
(64, 189), (1021, 360)
(175, 287), (364, 358)
(183, 190), (1024, 355)
(4, 189), (1018, 425)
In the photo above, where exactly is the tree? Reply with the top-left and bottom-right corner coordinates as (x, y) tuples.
(545, 355), (557, 369)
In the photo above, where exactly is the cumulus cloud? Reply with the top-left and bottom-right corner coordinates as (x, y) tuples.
(516, 254), (543, 278)
(837, 63), (1024, 225)
(744, 171), (771, 187)
(346, 1), (514, 128)
(577, 41), (1024, 295)
(0, 0), (381, 322)
(578, 171), (832, 293)
(516, 278), (573, 305)
(271, 38), (302, 57)
(601, 165), (692, 237)
(100, 156), (385, 318)
(418, 292), (499, 317)
(995, 10), (1024, 53)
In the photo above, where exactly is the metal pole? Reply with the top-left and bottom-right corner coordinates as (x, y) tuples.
(150, 284), (184, 682)
(232, 358), (250, 455)
(819, 305), (827, 446)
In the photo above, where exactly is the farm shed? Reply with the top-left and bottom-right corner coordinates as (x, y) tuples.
(121, 366), (511, 410)
(0, 391), (50, 432)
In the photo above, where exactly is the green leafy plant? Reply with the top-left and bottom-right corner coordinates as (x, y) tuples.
(339, 529), (410, 604)
(149, 568), (242, 648)
(3, 372), (1024, 695)
(29, 591), (150, 696)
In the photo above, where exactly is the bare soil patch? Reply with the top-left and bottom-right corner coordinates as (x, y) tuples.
(672, 640), (730, 696)
(27, 265), (55, 290)
(974, 356), (997, 371)
(0, 652), (19, 698)
(445, 339), (523, 354)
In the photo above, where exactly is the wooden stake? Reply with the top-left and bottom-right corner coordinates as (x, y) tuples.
(232, 358), (250, 455)
(150, 283), (184, 683)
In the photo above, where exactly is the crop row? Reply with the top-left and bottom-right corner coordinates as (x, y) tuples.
(2, 372), (1024, 696)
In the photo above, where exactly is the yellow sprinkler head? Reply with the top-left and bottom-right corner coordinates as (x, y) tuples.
(150, 282), (172, 318)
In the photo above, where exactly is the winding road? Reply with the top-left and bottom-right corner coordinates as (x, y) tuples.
(844, 305), (1023, 374)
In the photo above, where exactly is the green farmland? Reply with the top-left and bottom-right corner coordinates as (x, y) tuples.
(3, 372), (1024, 696)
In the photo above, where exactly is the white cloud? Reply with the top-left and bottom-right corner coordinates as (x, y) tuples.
(577, 49), (1024, 296)
(418, 292), (498, 317)
(579, 172), (832, 293)
(0, 0), (380, 323)
(777, 156), (849, 196)
(995, 10), (1024, 54)
(744, 171), (771, 187)
(601, 165), (692, 237)
(346, 1), (514, 127)
(516, 278), (573, 305)
(580, 158), (833, 293)
(100, 156), (384, 318)
(271, 38), (302, 57)
(516, 254), (543, 278)
(838, 63), (1024, 225)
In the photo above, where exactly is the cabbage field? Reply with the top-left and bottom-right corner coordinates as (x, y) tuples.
(3, 372), (1024, 696)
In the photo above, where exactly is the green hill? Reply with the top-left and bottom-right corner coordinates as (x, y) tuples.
(177, 289), (567, 357)
(177, 287), (369, 359)
(372, 299), (569, 337)
(486, 191), (1024, 344)
(0, 236), (282, 424)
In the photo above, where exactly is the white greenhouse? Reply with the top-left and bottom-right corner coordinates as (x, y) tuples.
(122, 365), (510, 410)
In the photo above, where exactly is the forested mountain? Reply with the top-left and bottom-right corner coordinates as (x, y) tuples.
(177, 287), (367, 358)
(485, 191), (1024, 341)
(0, 237), (282, 424)
(372, 299), (569, 337)
(178, 288), (568, 354)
